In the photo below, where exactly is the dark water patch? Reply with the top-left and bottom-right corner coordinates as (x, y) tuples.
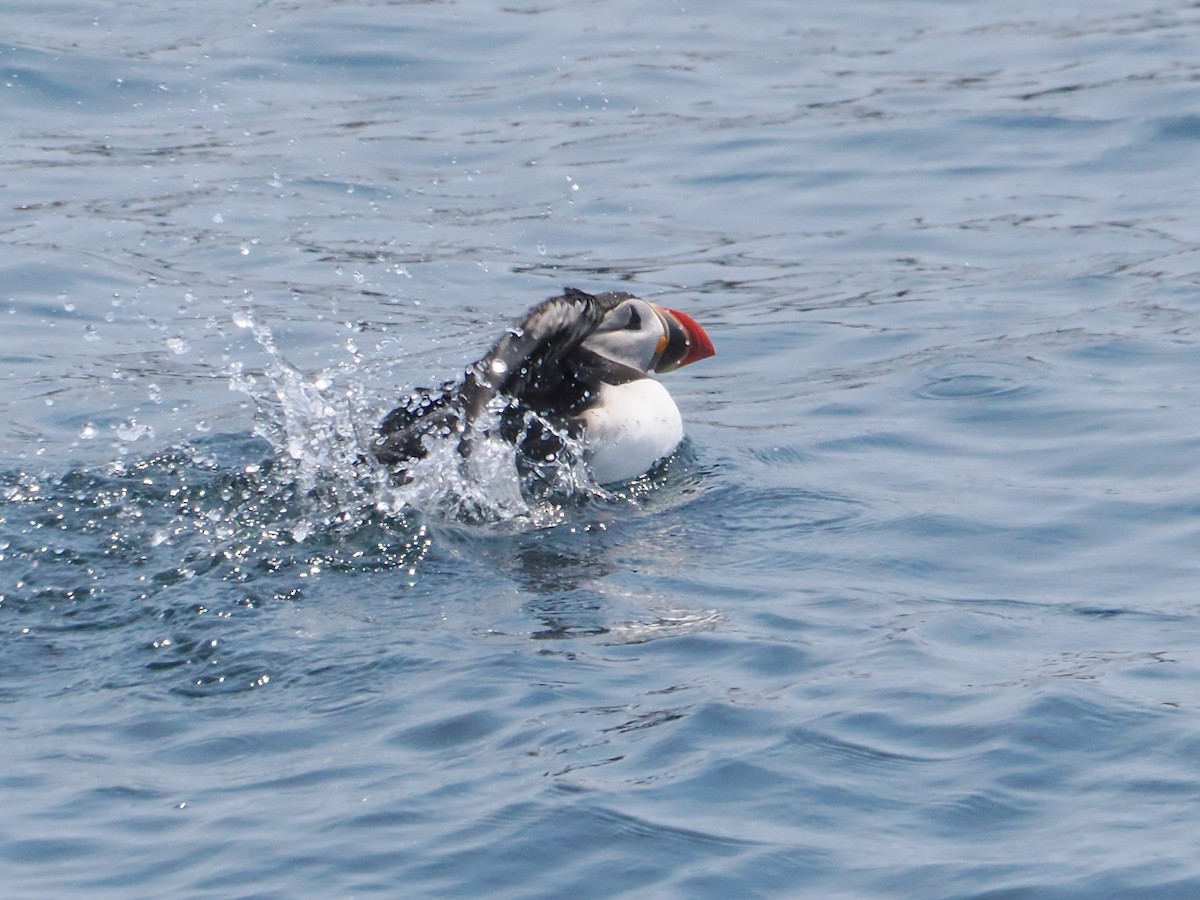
(1153, 114), (1200, 141)
(0, 434), (444, 700)
(388, 708), (508, 754)
(411, 796), (762, 898)
(922, 787), (1036, 836)
(914, 362), (1041, 402)
(2, 836), (104, 866)
(1008, 690), (1164, 756)
(784, 721), (946, 775)
(674, 845), (834, 899)
(811, 428), (955, 456)
(696, 484), (866, 533)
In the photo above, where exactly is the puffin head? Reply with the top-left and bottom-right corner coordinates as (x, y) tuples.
(581, 296), (715, 375)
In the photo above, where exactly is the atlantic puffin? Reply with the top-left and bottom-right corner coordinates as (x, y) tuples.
(372, 287), (715, 485)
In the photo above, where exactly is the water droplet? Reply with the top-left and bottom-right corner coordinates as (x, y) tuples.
(212, 213), (224, 224)
(148, 383), (163, 403)
(166, 336), (189, 354)
(490, 359), (509, 375)
(116, 419), (154, 442)
(83, 324), (100, 341)
(291, 520), (311, 542)
(78, 423), (97, 440)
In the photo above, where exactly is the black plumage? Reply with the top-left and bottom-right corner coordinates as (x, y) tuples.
(372, 288), (644, 476)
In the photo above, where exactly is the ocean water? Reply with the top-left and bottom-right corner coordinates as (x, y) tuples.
(4, 0), (1200, 896)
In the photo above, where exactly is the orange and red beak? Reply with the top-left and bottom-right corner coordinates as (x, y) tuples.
(651, 306), (716, 373)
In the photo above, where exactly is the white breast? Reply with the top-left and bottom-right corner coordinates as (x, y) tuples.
(577, 379), (684, 484)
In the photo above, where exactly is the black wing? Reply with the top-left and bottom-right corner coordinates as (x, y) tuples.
(372, 288), (630, 468)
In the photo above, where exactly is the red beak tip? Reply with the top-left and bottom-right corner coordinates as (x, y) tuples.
(665, 307), (715, 366)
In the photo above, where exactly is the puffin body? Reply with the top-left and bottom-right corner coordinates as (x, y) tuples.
(578, 379), (683, 484)
(372, 288), (715, 485)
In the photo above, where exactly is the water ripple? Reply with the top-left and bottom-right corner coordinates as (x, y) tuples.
(6, 0), (1200, 896)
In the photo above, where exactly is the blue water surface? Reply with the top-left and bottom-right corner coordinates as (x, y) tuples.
(4, 0), (1200, 896)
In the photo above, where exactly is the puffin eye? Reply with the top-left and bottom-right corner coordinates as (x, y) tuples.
(625, 306), (642, 330)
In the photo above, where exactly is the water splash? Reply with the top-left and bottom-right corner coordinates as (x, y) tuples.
(227, 312), (603, 531)
(1, 309), (683, 652)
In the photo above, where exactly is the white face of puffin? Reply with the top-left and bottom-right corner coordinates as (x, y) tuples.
(581, 298), (666, 373)
(581, 297), (715, 374)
